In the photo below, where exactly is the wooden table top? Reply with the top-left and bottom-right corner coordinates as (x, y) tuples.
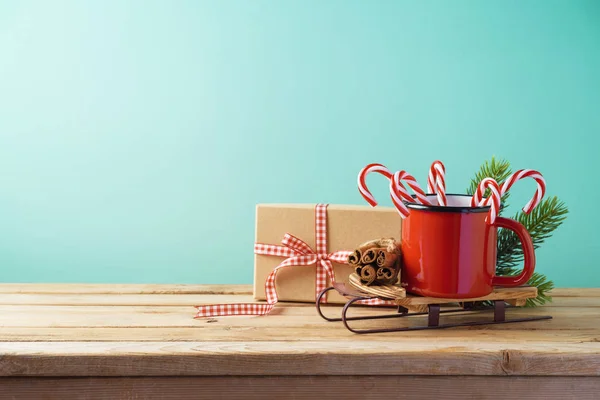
(0, 284), (599, 380)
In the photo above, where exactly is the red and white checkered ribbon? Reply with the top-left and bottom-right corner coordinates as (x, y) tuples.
(194, 204), (395, 318)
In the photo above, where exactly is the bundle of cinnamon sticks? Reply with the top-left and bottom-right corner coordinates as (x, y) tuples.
(347, 238), (401, 286)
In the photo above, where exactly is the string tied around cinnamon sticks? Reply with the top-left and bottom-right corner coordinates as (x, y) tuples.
(348, 238), (402, 286)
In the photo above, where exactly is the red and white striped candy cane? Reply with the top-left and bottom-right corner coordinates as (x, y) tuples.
(395, 170), (432, 205)
(471, 179), (491, 207)
(358, 163), (393, 207)
(427, 160), (447, 206)
(389, 171), (411, 218)
(389, 170), (432, 218)
(499, 169), (546, 214)
(359, 163), (432, 218)
(470, 177), (501, 224)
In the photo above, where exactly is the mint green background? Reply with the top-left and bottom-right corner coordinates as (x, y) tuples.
(0, 1), (598, 286)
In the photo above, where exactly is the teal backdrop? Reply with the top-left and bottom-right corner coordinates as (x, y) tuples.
(0, 0), (598, 286)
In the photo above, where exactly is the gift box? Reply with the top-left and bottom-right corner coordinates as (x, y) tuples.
(253, 204), (402, 304)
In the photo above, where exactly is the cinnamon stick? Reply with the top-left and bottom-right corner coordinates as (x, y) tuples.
(359, 265), (377, 286)
(360, 249), (378, 264)
(354, 264), (363, 276)
(376, 266), (399, 284)
(348, 250), (362, 266)
(357, 238), (396, 253)
(376, 250), (399, 268)
(350, 237), (402, 286)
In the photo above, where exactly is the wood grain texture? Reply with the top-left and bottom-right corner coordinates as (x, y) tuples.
(1, 293), (598, 307)
(0, 284), (253, 295)
(0, 293), (260, 306)
(348, 273), (406, 298)
(2, 340), (600, 377)
(1, 376), (599, 400)
(396, 286), (537, 306)
(1, 326), (598, 342)
(1, 302), (591, 330)
(0, 285), (598, 380)
(1, 303), (580, 328)
(0, 284), (584, 296)
(506, 299), (527, 306)
(549, 288), (600, 297)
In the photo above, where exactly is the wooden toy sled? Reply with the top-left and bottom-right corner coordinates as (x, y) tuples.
(316, 274), (552, 334)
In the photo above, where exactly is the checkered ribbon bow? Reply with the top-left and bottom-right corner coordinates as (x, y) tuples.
(195, 204), (351, 317)
(194, 204), (395, 318)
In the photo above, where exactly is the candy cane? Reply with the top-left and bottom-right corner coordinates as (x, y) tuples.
(499, 169), (546, 214)
(359, 163), (432, 217)
(390, 170), (432, 217)
(389, 171), (411, 218)
(397, 170), (432, 205)
(358, 163), (393, 207)
(472, 179), (491, 207)
(427, 160), (447, 206)
(471, 177), (501, 224)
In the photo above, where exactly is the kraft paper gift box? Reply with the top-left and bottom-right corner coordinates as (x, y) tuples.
(253, 204), (402, 304)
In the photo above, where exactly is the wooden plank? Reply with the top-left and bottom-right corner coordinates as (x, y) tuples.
(0, 376), (599, 400)
(548, 288), (600, 297)
(348, 274), (406, 298)
(0, 294), (259, 306)
(1, 341), (600, 377)
(0, 285), (596, 380)
(0, 303), (578, 328)
(0, 295), (580, 315)
(0, 326), (598, 343)
(403, 304), (429, 312)
(0, 284), (592, 297)
(0, 303), (570, 328)
(0, 284), (253, 295)
(0, 292), (598, 307)
(396, 286), (537, 306)
(539, 297), (600, 307)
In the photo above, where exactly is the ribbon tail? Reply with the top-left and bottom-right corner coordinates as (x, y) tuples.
(194, 303), (274, 317)
(195, 255), (316, 318)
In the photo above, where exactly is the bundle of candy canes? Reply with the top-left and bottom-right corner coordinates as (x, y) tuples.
(358, 160), (546, 224)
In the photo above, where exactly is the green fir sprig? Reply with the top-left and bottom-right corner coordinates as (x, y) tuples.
(466, 157), (568, 307)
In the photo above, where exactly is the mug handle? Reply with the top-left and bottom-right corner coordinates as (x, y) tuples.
(491, 216), (536, 287)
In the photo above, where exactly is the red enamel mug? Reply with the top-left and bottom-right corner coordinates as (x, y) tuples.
(400, 194), (535, 298)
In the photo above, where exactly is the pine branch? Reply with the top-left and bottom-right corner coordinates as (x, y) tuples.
(477, 272), (554, 308)
(494, 197), (567, 307)
(497, 196), (569, 274)
(465, 158), (567, 308)
(466, 156), (513, 213)
(524, 272), (555, 307)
